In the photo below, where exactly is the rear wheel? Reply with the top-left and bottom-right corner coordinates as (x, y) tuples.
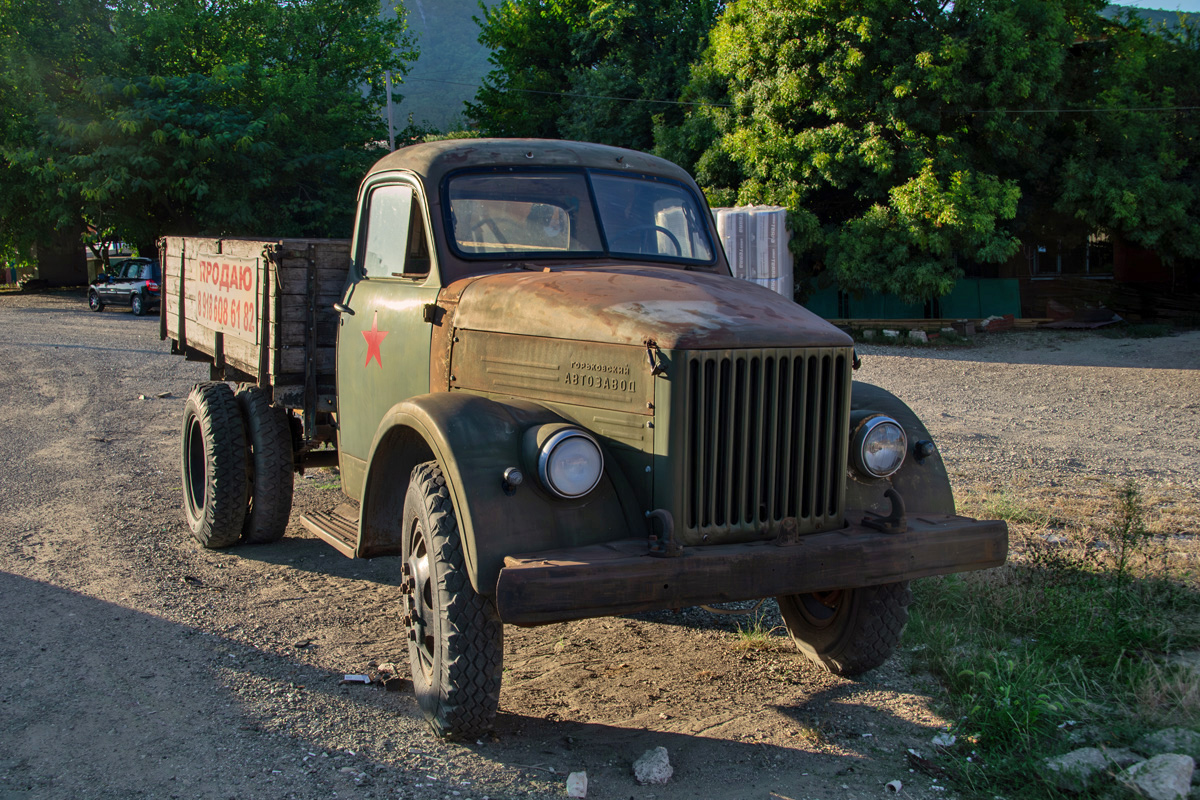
(776, 582), (911, 676)
(181, 382), (247, 548)
(402, 461), (503, 739)
(235, 385), (294, 543)
(131, 292), (145, 316)
(89, 291), (104, 312)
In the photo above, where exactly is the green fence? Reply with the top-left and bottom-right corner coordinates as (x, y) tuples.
(803, 278), (1021, 320)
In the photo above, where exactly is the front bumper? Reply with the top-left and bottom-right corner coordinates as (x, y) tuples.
(495, 511), (1007, 626)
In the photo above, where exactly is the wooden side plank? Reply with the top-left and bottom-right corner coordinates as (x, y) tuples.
(161, 235), (351, 388)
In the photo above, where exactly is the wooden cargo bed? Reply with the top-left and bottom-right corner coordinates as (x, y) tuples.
(159, 236), (351, 419)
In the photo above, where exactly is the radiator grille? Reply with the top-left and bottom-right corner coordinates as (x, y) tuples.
(681, 348), (850, 537)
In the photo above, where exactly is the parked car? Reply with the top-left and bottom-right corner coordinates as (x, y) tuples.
(88, 258), (160, 315)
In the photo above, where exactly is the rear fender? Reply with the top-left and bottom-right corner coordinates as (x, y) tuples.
(359, 392), (641, 595)
(846, 382), (955, 516)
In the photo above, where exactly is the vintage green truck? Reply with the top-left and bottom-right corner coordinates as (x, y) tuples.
(161, 138), (1007, 739)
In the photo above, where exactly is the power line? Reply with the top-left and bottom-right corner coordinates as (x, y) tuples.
(403, 76), (731, 108)
(404, 76), (1199, 115)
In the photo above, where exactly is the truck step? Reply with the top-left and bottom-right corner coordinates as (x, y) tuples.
(300, 503), (360, 558)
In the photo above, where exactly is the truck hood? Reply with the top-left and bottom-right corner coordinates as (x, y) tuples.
(450, 266), (850, 350)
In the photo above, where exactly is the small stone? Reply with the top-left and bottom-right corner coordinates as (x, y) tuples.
(1042, 747), (1109, 792)
(908, 330), (928, 343)
(932, 733), (956, 747)
(566, 771), (587, 798)
(155, 391), (172, 398)
(1135, 729), (1200, 761)
(882, 329), (901, 339)
(1121, 754), (1195, 800)
(633, 747), (673, 785)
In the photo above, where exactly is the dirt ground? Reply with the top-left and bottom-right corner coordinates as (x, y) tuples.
(1, 292), (1197, 800)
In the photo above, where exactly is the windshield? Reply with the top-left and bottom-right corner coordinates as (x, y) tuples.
(446, 169), (715, 265)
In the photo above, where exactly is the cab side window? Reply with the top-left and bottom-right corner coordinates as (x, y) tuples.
(362, 183), (430, 279)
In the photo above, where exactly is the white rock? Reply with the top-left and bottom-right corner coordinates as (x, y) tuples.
(566, 771), (587, 798)
(882, 329), (901, 339)
(633, 747), (673, 785)
(1042, 747), (1109, 792)
(1136, 729), (1200, 761)
(1121, 754), (1195, 800)
(1103, 748), (1144, 769)
(931, 733), (956, 747)
(908, 330), (928, 343)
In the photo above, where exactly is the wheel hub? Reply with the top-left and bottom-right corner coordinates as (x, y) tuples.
(405, 529), (435, 679)
(797, 589), (844, 628)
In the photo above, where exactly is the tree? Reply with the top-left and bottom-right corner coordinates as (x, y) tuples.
(671, 0), (1200, 301)
(671, 0), (1124, 302)
(0, 0), (123, 269)
(1052, 11), (1200, 268)
(468, 0), (722, 152)
(0, 0), (417, 277)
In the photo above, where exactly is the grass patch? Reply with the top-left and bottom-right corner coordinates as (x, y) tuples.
(906, 480), (1200, 798)
(730, 614), (786, 652)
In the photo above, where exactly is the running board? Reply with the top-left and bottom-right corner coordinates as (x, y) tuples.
(300, 503), (360, 558)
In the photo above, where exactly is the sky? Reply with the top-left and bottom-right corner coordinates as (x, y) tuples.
(1109, 0), (1200, 10)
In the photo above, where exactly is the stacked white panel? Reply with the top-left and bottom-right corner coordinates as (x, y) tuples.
(712, 205), (794, 300)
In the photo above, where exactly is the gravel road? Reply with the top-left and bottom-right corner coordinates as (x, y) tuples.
(0, 292), (1196, 800)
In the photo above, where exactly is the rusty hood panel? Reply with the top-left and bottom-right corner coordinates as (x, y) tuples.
(450, 267), (851, 350)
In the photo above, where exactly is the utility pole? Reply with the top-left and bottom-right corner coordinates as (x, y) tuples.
(385, 72), (396, 152)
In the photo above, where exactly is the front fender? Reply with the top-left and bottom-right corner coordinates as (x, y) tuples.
(846, 382), (955, 516)
(360, 392), (642, 596)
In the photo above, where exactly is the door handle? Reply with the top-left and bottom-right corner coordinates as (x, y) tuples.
(333, 301), (354, 315)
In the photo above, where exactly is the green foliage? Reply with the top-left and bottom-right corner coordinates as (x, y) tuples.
(1054, 12), (1200, 264)
(0, 0), (417, 260)
(669, 0), (1200, 302)
(468, 0), (722, 151)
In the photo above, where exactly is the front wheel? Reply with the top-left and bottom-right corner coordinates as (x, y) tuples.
(181, 382), (248, 548)
(401, 461), (503, 739)
(89, 291), (104, 312)
(776, 582), (911, 676)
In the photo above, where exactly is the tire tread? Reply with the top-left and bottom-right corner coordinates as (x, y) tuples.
(235, 385), (294, 544)
(181, 382), (247, 548)
(406, 462), (503, 739)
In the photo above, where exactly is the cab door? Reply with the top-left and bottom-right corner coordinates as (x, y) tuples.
(335, 178), (440, 500)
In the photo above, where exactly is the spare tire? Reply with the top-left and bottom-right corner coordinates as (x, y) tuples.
(181, 382), (247, 548)
(235, 385), (294, 543)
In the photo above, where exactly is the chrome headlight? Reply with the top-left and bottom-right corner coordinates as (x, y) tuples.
(852, 415), (907, 478)
(536, 427), (604, 498)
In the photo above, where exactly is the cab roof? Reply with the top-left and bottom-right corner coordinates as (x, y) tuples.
(365, 138), (698, 188)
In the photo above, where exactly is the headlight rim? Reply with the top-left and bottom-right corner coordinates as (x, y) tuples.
(852, 414), (908, 479)
(537, 427), (604, 499)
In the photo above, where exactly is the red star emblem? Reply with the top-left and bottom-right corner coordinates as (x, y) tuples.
(362, 310), (388, 368)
